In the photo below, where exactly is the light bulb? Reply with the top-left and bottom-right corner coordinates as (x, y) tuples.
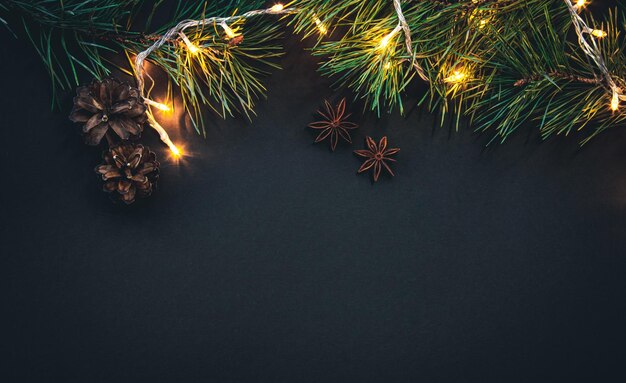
(576, 0), (586, 8)
(180, 33), (200, 54)
(590, 29), (606, 38)
(379, 34), (392, 49)
(611, 91), (619, 111)
(170, 145), (182, 157)
(270, 3), (284, 13)
(221, 22), (237, 39)
(444, 69), (468, 84)
(314, 17), (327, 35)
(145, 99), (171, 112)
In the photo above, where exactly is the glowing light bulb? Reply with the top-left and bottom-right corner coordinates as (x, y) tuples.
(314, 16), (327, 35)
(444, 69), (468, 84)
(145, 99), (171, 112)
(576, 0), (586, 8)
(379, 34), (392, 49)
(378, 28), (400, 51)
(611, 91), (619, 111)
(170, 145), (182, 157)
(590, 29), (606, 38)
(270, 3), (284, 13)
(221, 22), (237, 39)
(180, 33), (200, 54)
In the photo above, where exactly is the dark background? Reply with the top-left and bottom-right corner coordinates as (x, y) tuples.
(2, 5), (626, 382)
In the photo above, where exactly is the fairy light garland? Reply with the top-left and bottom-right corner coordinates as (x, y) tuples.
(132, 0), (622, 156)
(563, 0), (623, 111)
(133, 4), (297, 156)
(132, 0), (471, 155)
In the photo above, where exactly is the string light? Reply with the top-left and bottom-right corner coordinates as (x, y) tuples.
(133, 4), (296, 156)
(220, 21), (238, 39)
(270, 3), (284, 13)
(179, 32), (200, 54)
(379, 33), (392, 49)
(444, 69), (468, 84)
(145, 99), (172, 112)
(378, 27), (400, 50)
(590, 29), (607, 38)
(170, 145), (182, 158)
(611, 91), (619, 111)
(564, 0), (621, 113)
(575, 0), (586, 8)
(314, 16), (327, 35)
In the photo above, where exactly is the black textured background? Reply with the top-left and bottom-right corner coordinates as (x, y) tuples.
(2, 8), (626, 383)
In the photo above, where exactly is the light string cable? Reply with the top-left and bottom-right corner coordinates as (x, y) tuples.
(563, 0), (624, 111)
(133, 4), (297, 154)
(388, 0), (428, 81)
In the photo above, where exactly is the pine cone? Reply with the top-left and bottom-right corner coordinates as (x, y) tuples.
(70, 77), (147, 145)
(95, 142), (160, 204)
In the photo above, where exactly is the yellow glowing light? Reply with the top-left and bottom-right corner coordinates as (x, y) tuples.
(378, 29), (399, 51)
(221, 22), (237, 39)
(479, 19), (488, 28)
(444, 69), (468, 84)
(314, 17), (327, 35)
(379, 34), (392, 49)
(590, 29), (607, 38)
(270, 3), (284, 13)
(146, 99), (172, 112)
(180, 33), (200, 54)
(576, 0), (586, 8)
(611, 92), (619, 111)
(170, 145), (182, 158)
(154, 103), (170, 112)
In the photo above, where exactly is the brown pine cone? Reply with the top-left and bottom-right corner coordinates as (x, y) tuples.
(70, 77), (147, 145)
(95, 142), (160, 204)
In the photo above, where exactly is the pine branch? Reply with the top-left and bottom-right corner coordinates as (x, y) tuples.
(2, 0), (625, 147)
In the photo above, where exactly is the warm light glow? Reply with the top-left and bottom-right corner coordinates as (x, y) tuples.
(378, 28), (400, 51)
(479, 19), (488, 28)
(611, 91), (619, 111)
(270, 3), (284, 13)
(379, 34), (392, 49)
(145, 99), (172, 112)
(590, 29), (607, 38)
(180, 33), (200, 54)
(576, 0), (586, 8)
(444, 69), (468, 84)
(170, 145), (182, 158)
(221, 22), (237, 39)
(314, 16), (327, 35)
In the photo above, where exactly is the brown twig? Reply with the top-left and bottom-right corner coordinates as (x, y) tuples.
(514, 71), (603, 87)
(91, 31), (162, 45)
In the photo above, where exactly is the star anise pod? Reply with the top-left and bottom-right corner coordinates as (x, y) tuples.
(70, 77), (147, 146)
(95, 142), (159, 204)
(354, 136), (400, 182)
(308, 98), (358, 151)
